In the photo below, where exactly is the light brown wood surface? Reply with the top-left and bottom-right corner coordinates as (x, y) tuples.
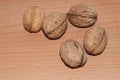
(0, 0), (120, 80)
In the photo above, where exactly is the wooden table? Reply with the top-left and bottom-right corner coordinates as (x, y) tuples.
(0, 0), (120, 80)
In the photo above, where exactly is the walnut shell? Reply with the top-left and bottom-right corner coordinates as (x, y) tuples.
(42, 13), (67, 39)
(84, 26), (107, 55)
(60, 39), (87, 68)
(67, 3), (97, 27)
(23, 6), (45, 33)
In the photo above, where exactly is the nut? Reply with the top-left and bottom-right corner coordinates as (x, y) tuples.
(23, 6), (45, 33)
(67, 3), (97, 27)
(84, 26), (107, 55)
(42, 13), (67, 39)
(60, 39), (87, 68)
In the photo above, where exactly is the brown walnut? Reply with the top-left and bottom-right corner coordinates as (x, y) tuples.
(67, 3), (97, 28)
(42, 13), (68, 39)
(60, 39), (87, 68)
(23, 6), (45, 33)
(84, 26), (107, 55)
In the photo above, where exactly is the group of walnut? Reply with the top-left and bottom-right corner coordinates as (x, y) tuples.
(23, 3), (108, 68)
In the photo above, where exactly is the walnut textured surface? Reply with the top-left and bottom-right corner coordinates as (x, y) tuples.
(67, 3), (97, 27)
(42, 13), (67, 39)
(23, 6), (45, 33)
(60, 39), (87, 68)
(84, 26), (107, 55)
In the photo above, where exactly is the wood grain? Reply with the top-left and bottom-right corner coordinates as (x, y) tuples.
(0, 0), (120, 80)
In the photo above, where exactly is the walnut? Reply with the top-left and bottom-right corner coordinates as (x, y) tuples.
(67, 3), (97, 28)
(84, 26), (107, 55)
(60, 39), (87, 68)
(23, 6), (45, 33)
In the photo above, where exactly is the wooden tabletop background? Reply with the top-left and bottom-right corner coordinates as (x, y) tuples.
(0, 0), (120, 80)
